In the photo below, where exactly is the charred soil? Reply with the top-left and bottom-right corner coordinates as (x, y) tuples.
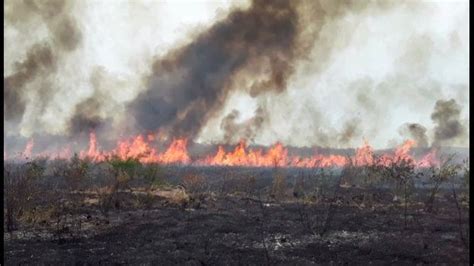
(4, 183), (469, 265)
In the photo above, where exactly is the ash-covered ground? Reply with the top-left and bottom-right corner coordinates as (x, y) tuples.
(4, 161), (470, 265)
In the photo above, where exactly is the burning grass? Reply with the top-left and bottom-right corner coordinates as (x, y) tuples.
(6, 133), (440, 169)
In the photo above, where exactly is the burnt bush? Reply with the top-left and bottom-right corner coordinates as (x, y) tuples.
(270, 167), (289, 201)
(52, 154), (91, 191)
(4, 159), (46, 232)
(182, 174), (208, 194)
(370, 155), (420, 228)
(424, 154), (460, 213)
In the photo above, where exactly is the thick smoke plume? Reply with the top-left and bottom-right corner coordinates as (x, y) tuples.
(129, 0), (302, 139)
(4, 0), (469, 150)
(67, 68), (119, 136)
(128, 0), (388, 141)
(4, 0), (82, 124)
(4, 44), (56, 121)
(431, 99), (466, 147)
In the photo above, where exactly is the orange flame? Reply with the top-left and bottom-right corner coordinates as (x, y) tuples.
(80, 132), (107, 162)
(201, 140), (350, 168)
(22, 139), (34, 159)
(10, 133), (439, 169)
(199, 140), (291, 167)
(417, 149), (439, 168)
(354, 140), (374, 166)
(158, 138), (191, 164)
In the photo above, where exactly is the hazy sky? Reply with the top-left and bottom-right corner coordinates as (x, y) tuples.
(4, 0), (469, 149)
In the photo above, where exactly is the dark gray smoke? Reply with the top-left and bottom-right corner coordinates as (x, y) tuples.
(67, 68), (113, 136)
(431, 98), (466, 147)
(399, 123), (429, 148)
(221, 110), (240, 143)
(220, 107), (266, 144)
(128, 0), (388, 140)
(339, 119), (361, 145)
(129, 0), (301, 139)
(4, 44), (56, 121)
(4, 0), (82, 125)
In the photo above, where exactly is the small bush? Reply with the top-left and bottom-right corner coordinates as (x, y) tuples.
(92, 157), (141, 215)
(4, 160), (46, 232)
(271, 172), (286, 201)
(108, 156), (141, 179)
(134, 192), (156, 209)
(425, 154), (460, 212)
(292, 174), (305, 199)
(371, 155), (420, 228)
(462, 159), (469, 189)
(63, 154), (90, 190)
(244, 175), (257, 196)
(143, 164), (167, 189)
(182, 174), (207, 195)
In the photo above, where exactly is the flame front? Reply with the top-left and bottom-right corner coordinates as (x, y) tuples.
(9, 132), (439, 168)
(199, 140), (291, 167)
(80, 134), (191, 165)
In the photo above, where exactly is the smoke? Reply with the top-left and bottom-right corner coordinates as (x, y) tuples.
(128, 0), (300, 139)
(4, 0), (83, 135)
(4, 44), (56, 121)
(220, 107), (266, 144)
(67, 67), (123, 137)
(398, 99), (467, 148)
(399, 123), (429, 148)
(431, 99), (466, 147)
(128, 0), (395, 140)
(339, 119), (361, 145)
(4, 0), (469, 150)
(198, 0), (468, 149)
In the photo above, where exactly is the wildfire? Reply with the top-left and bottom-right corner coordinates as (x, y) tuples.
(73, 133), (191, 165)
(113, 135), (158, 163)
(7, 132), (440, 168)
(22, 139), (34, 159)
(198, 141), (289, 167)
(416, 149), (439, 168)
(158, 138), (190, 164)
(80, 132), (106, 162)
(354, 140), (374, 166)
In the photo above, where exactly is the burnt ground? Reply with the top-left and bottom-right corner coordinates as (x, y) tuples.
(4, 184), (469, 265)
